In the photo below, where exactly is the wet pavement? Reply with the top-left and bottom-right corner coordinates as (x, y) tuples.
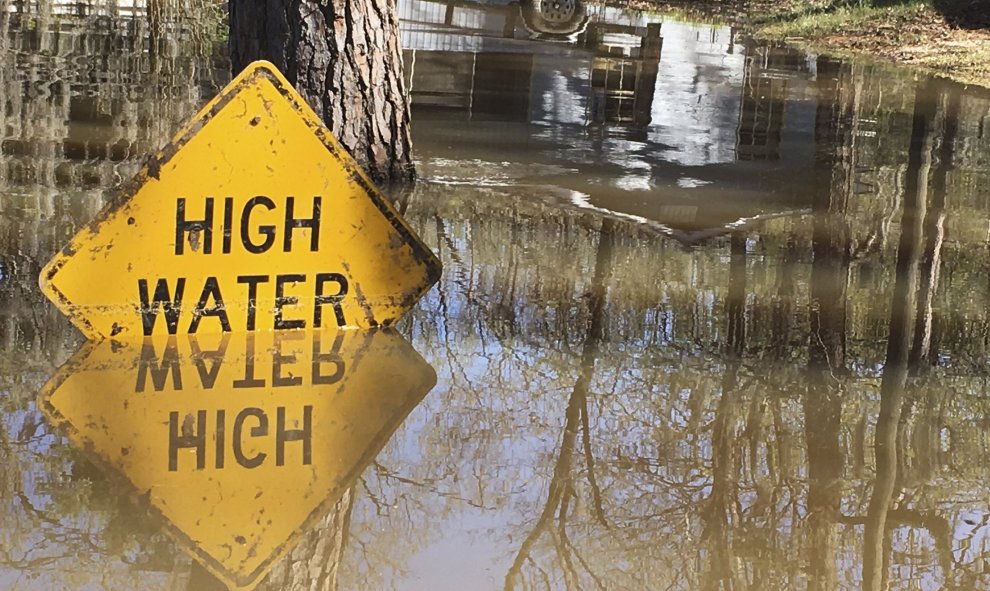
(2, 2), (990, 590)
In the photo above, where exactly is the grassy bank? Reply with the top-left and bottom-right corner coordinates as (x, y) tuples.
(627, 0), (990, 87)
(747, 0), (990, 88)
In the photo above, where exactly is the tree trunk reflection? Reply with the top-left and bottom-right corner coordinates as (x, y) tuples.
(804, 56), (854, 591)
(700, 231), (746, 590)
(862, 79), (934, 591)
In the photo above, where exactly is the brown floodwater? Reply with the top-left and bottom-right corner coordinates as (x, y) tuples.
(3, 2), (990, 590)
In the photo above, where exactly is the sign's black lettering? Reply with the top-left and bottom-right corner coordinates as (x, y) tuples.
(283, 196), (321, 252)
(169, 410), (207, 471)
(276, 406), (312, 467)
(136, 272), (348, 334)
(232, 407), (268, 469)
(173, 196), (323, 256)
(241, 196), (277, 254)
(139, 278), (186, 336)
(237, 275), (269, 330)
(136, 338), (182, 392)
(274, 274), (306, 330)
(314, 273), (348, 328)
(175, 197), (214, 255)
(188, 276), (232, 334)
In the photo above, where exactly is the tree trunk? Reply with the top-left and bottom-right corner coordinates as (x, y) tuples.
(258, 490), (353, 591)
(183, 489), (353, 591)
(228, 0), (415, 186)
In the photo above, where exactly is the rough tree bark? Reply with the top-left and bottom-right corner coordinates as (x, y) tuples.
(228, 0), (415, 186)
(258, 490), (353, 591)
(182, 490), (353, 591)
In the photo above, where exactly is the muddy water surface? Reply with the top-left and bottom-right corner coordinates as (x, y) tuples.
(2, 2), (990, 590)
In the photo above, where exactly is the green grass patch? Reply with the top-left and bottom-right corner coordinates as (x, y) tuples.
(756, 1), (931, 40)
(740, 0), (990, 88)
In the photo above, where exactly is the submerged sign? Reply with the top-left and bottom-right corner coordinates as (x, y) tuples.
(39, 329), (436, 589)
(40, 61), (440, 339)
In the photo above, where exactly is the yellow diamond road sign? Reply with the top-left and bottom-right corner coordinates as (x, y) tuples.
(39, 329), (436, 590)
(40, 61), (440, 340)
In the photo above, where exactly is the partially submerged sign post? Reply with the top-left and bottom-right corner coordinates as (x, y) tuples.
(40, 61), (440, 339)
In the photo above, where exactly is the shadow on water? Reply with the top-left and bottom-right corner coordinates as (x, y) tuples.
(2, 1), (990, 590)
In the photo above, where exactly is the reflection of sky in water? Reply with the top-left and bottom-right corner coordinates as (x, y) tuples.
(677, 176), (712, 188)
(532, 57), (589, 126)
(613, 173), (652, 191)
(650, 22), (745, 166)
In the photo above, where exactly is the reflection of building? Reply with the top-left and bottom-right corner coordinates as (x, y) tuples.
(404, 49), (537, 119)
(736, 49), (808, 161)
(401, 0), (664, 127)
(399, 3), (822, 243)
(587, 23), (661, 126)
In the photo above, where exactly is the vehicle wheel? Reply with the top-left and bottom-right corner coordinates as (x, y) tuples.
(519, 0), (589, 37)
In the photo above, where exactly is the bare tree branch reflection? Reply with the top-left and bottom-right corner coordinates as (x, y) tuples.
(804, 55), (854, 591)
(504, 219), (615, 591)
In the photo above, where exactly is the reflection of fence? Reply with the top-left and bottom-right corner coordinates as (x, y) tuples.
(735, 50), (808, 161)
(1, 2), (223, 190)
(5, 0), (144, 17)
(4, 0), (223, 50)
(399, 0), (519, 52)
(587, 23), (660, 126)
(736, 61), (787, 161)
(4, 0), (219, 18)
(0, 2), (224, 356)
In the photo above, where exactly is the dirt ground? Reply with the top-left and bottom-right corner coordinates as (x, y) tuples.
(631, 1), (990, 88)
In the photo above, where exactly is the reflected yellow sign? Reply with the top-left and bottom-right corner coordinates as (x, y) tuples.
(39, 329), (435, 590)
(40, 61), (441, 340)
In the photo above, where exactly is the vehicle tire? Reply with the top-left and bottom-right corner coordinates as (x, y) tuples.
(518, 0), (589, 38)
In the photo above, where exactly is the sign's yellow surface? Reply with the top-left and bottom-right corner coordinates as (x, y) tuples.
(39, 329), (435, 590)
(40, 61), (440, 339)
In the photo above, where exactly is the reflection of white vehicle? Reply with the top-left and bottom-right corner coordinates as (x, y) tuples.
(517, 0), (590, 39)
